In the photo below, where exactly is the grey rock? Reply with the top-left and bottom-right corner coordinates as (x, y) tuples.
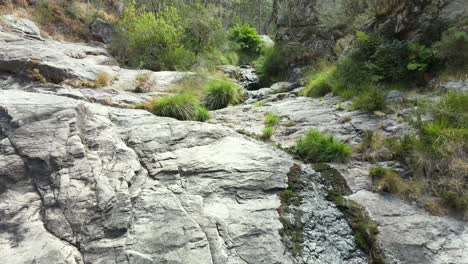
(1, 15), (41, 39)
(0, 22), (192, 90)
(260, 35), (274, 47)
(349, 190), (468, 264)
(0, 89), (295, 264)
(218, 65), (260, 90)
(437, 80), (468, 93)
(385, 90), (404, 104)
(91, 18), (114, 44)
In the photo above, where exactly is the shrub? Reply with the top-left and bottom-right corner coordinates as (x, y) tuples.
(334, 32), (435, 94)
(302, 64), (337, 97)
(265, 113), (280, 127)
(435, 27), (468, 70)
(111, 5), (185, 70)
(134, 73), (151, 93)
(195, 106), (210, 122)
(229, 23), (264, 55)
(255, 46), (288, 86)
(31, 68), (46, 83)
(151, 94), (199, 121)
(261, 126), (274, 140)
(160, 47), (197, 70)
(203, 79), (243, 110)
(352, 87), (386, 112)
(295, 130), (352, 163)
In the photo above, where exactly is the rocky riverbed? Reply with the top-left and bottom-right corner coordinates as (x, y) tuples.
(0, 15), (467, 264)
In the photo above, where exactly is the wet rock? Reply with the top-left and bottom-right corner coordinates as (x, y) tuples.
(218, 65), (260, 90)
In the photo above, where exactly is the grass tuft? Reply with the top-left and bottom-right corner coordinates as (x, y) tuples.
(203, 79), (243, 110)
(295, 130), (352, 163)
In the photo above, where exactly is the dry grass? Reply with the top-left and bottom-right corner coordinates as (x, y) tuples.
(134, 73), (152, 93)
(31, 68), (46, 83)
(95, 72), (113, 87)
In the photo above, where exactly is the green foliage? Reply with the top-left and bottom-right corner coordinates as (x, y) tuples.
(160, 47), (197, 70)
(112, 4), (188, 70)
(261, 126), (274, 140)
(195, 106), (210, 122)
(352, 87), (386, 112)
(203, 79), (243, 110)
(295, 130), (352, 163)
(302, 63), (337, 97)
(334, 197), (384, 263)
(434, 26), (468, 70)
(395, 91), (468, 218)
(229, 23), (265, 54)
(255, 46), (289, 86)
(151, 94), (202, 121)
(264, 113), (280, 127)
(334, 32), (435, 95)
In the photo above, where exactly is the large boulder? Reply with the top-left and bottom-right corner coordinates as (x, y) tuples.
(0, 89), (295, 264)
(90, 18), (114, 44)
(0, 14), (41, 39)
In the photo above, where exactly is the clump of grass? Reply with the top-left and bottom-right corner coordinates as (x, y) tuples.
(357, 131), (395, 161)
(95, 72), (113, 87)
(31, 68), (46, 83)
(255, 101), (266, 107)
(150, 94), (199, 121)
(369, 166), (422, 201)
(295, 130), (352, 163)
(134, 73), (152, 93)
(261, 126), (274, 140)
(334, 196), (385, 263)
(264, 112), (280, 127)
(352, 87), (386, 112)
(203, 79), (243, 110)
(301, 63), (337, 97)
(194, 106), (210, 122)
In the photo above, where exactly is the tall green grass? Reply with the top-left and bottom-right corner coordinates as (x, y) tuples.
(295, 130), (352, 163)
(203, 79), (243, 110)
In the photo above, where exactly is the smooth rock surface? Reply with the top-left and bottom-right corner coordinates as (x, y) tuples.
(0, 89), (295, 264)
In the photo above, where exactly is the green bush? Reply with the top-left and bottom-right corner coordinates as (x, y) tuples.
(435, 27), (468, 70)
(295, 130), (352, 163)
(160, 47), (197, 70)
(302, 64), (337, 97)
(203, 79), (243, 110)
(229, 23), (264, 55)
(265, 113), (280, 127)
(255, 46), (288, 86)
(352, 87), (386, 112)
(151, 94), (199, 121)
(112, 5), (186, 70)
(334, 32), (435, 93)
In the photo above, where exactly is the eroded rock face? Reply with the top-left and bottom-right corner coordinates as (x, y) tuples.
(0, 90), (295, 264)
(0, 17), (192, 91)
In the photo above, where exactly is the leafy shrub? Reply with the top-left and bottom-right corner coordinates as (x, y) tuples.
(334, 32), (435, 93)
(435, 27), (468, 70)
(265, 113), (280, 127)
(111, 5), (187, 70)
(302, 64), (337, 97)
(203, 79), (243, 110)
(229, 23), (264, 55)
(151, 94), (199, 121)
(295, 130), (352, 163)
(255, 46), (288, 86)
(160, 47), (197, 71)
(352, 87), (385, 112)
